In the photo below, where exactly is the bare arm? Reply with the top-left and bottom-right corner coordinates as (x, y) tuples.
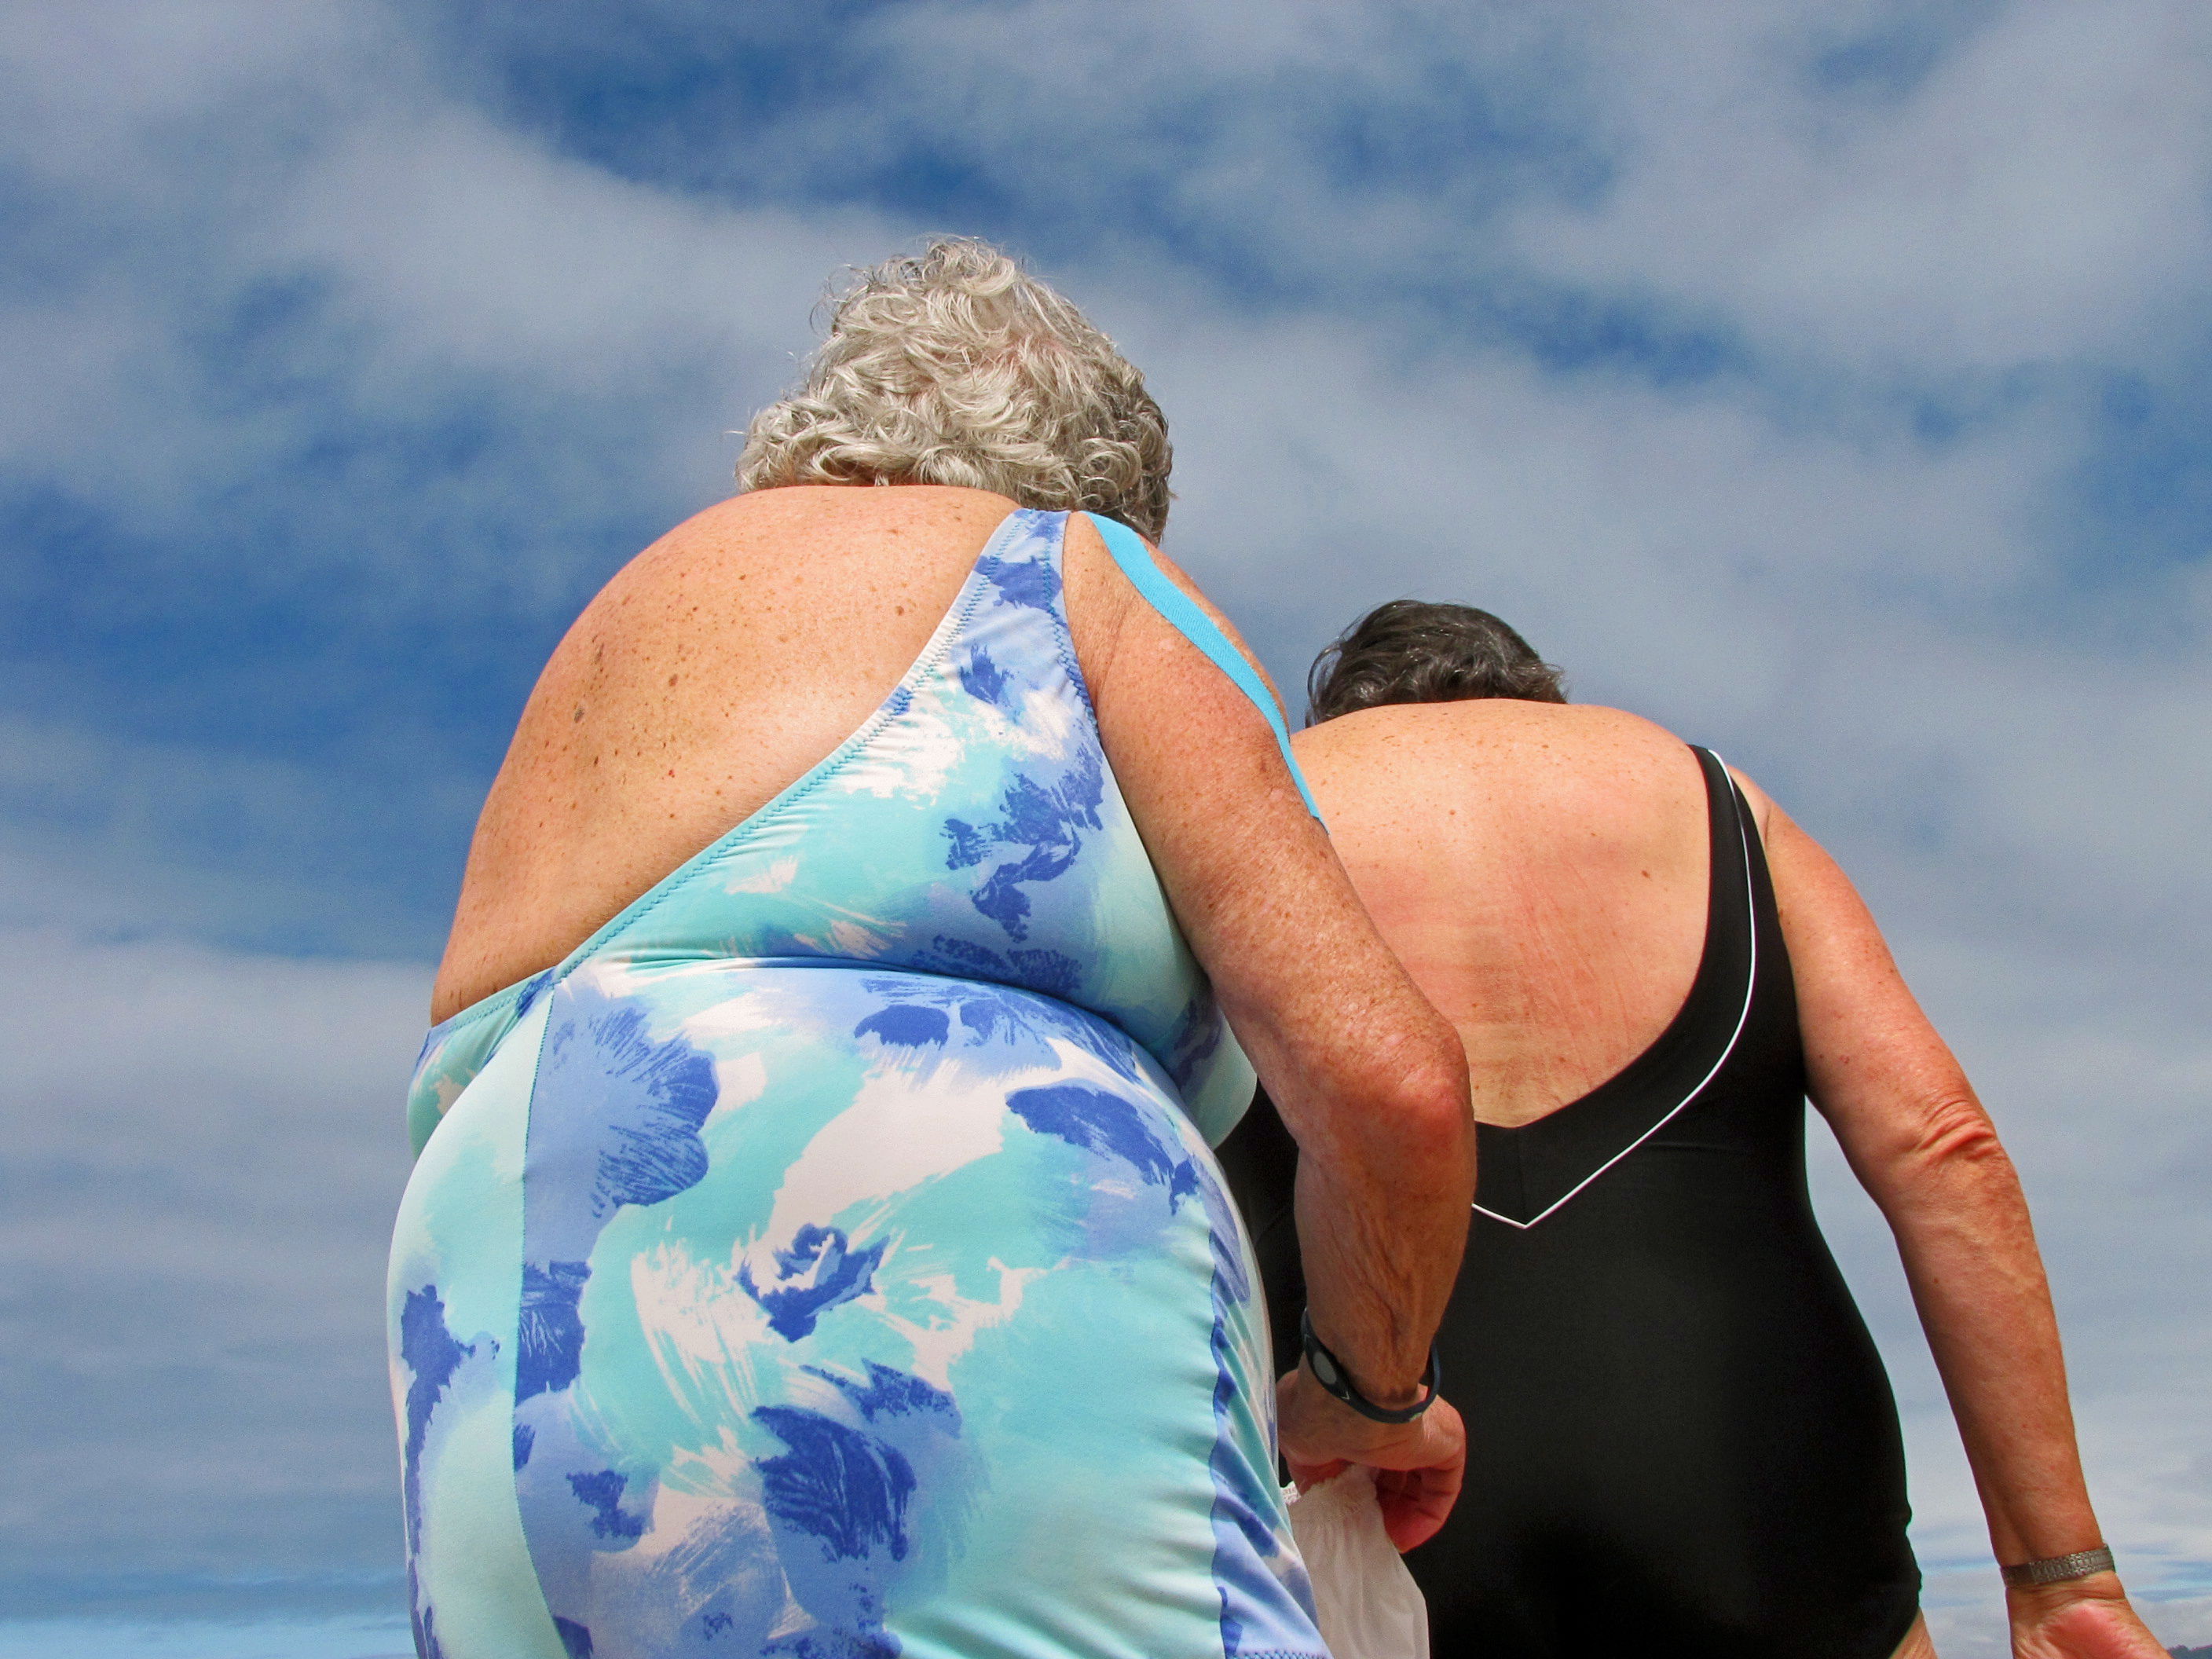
(1751, 777), (2163, 1658)
(1069, 517), (1474, 1542)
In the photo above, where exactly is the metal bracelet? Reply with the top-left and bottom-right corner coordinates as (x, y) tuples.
(2001, 1546), (2115, 1588)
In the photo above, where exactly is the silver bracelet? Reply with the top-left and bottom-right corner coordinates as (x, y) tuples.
(2001, 1546), (2115, 1588)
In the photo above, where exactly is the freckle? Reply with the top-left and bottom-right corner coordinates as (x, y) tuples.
(668, 673), (679, 687)
(572, 705), (584, 722)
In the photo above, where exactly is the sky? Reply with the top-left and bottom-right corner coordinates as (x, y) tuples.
(1, 2), (2207, 1654)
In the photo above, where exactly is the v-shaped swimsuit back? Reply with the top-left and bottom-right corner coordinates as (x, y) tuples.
(1222, 745), (1921, 1658)
(389, 509), (1326, 1659)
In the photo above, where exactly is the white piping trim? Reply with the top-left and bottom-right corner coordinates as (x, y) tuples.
(1471, 753), (1759, 1232)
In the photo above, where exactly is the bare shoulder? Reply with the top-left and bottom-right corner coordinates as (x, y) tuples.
(528, 485), (1027, 707)
(1060, 512), (1287, 712)
(1295, 699), (1679, 759)
(1294, 700), (1698, 818)
(1724, 767), (1781, 842)
(591, 484), (1020, 602)
(433, 484), (1024, 1021)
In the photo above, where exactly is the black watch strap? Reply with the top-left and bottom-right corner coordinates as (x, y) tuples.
(1298, 1309), (1441, 1423)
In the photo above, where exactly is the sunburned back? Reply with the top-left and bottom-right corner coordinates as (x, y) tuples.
(434, 485), (1023, 1021)
(1291, 701), (1726, 1126)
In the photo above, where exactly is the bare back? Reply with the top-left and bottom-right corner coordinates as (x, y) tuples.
(434, 480), (1470, 1424)
(434, 486), (1027, 1020)
(1292, 701), (1764, 1127)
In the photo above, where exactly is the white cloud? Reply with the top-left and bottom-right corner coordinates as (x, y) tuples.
(1510, 0), (2212, 372)
(0, 712), (486, 956)
(0, 925), (427, 1587)
(0, 7), (898, 618)
(0, 0), (2207, 1644)
(269, 107), (877, 383)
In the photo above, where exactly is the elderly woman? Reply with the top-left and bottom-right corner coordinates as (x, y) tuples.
(1224, 602), (2168, 1659)
(386, 243), (1471, 1659)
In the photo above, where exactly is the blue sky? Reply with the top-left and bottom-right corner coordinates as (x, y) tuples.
(2, 4), (2209, 1655)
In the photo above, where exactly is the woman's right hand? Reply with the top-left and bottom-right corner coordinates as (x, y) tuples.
(1277, 1367), (1467, 1552)
(2008, 1578), (2170, 1659)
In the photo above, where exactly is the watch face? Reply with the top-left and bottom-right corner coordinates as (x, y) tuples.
(1310, 1347), (1340, 1389)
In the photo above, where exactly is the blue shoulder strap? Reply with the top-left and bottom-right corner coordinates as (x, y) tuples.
(1082, 512), (1324, 820)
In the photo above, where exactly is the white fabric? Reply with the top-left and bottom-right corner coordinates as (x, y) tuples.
(1284, 1470), (1430, 1659)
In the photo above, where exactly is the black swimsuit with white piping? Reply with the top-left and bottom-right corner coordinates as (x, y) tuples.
(1220, 745), (1922, 1658)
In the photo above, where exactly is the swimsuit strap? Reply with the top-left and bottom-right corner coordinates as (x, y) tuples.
(1692, 745), (1759, 959)
(1081, 511), (1324, 820)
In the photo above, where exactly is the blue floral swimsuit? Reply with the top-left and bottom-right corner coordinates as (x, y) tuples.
(388, 510), (1326, 1659)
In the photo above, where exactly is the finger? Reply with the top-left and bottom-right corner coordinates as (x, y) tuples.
(1375, 1445), (1464, 1551)
(1376, 1470), (1453, 1551)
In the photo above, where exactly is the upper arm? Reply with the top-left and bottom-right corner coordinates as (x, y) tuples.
(1063, 516), (1461, 1132)
(1137, 547), (1289, 706)
(1754, 781), (1993, 1188)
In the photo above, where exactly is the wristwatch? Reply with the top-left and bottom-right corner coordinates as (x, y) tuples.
(1298, 1309), (1440, 1424)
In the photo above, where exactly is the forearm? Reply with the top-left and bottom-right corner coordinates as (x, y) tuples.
(1872, 1130), (2103, 1562)
(1277, 1047), (1472, 1403)
(1293, 1151), (1467, 1400)
(1270, 1049), (1474, 1546)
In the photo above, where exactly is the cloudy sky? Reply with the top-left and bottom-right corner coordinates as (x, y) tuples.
(2, 3), (2207, 1655)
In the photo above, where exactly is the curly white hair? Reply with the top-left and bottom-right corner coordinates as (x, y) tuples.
(737, 238), (1173, 539)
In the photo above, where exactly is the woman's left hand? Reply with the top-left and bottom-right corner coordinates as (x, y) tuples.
(2009, 1577), (2170, 1659)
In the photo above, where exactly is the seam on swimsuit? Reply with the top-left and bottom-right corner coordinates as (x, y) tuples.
(507, 983), (566, 1632)
(1046, 510), (1103, 725)
(1473, 750), (1760, 1231)
(419, 968), (544, 1042)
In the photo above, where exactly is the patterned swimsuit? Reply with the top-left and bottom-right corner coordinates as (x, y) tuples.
(388, 509), (1324, 1659)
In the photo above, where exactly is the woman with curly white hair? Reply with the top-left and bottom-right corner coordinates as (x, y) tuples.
(386, 238), (1473, 1659)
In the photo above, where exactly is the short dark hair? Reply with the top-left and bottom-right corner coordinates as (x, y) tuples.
(1306, 600), (1566, 723)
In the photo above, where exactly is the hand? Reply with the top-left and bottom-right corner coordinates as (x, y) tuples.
(1276, 1365), (1466, 1551)
(2009, 1576), (2169, 1659)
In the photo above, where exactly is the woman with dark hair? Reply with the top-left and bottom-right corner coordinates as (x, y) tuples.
(389, 244), (1472, 1659)
(1223, 601), (2166, 1659)
(1304, 600), (1567, 713)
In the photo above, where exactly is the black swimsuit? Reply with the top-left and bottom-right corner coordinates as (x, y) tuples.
(1220, 746), (1921, 1657)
